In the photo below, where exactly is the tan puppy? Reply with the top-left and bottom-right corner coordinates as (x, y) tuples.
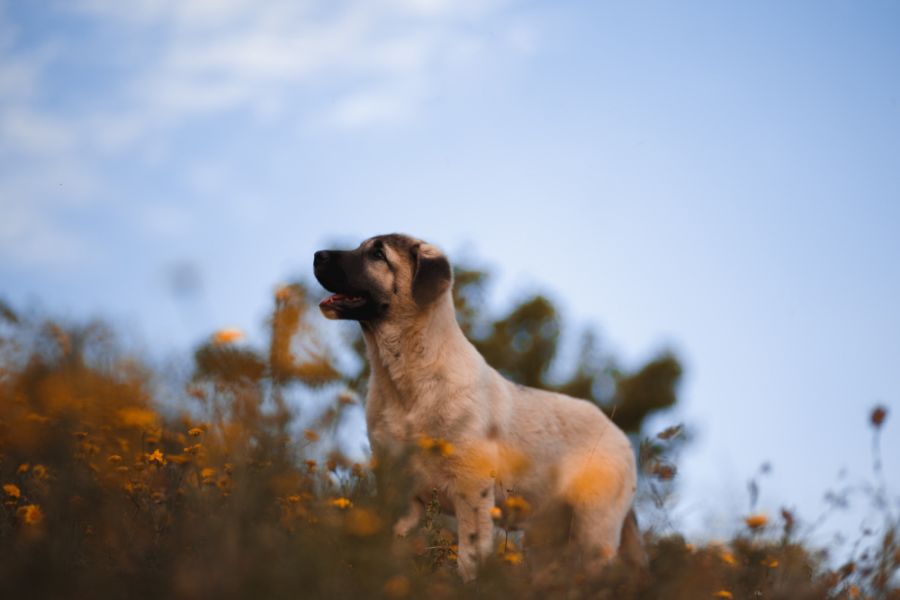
(314, 234), (640, 581)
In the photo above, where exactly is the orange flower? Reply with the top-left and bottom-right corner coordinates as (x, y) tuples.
(187, 427), (204, 437)
(504, 495), (531, 514)
(16, 463), (30, 474)
(715, 592), (733, 599)
(490, 506), (502, 520)
(19, 504), (43, 525)
(4, 483), (21, 500)
(417, 436), (454, 457)
(212, 327), (243, 345)
(503, 551), (524, 565)
(720, 551), (737, 566)
(118, 407), (159, 429)
(146, 449), (166, 466)
(745, 513), (768, 530)
(330, 497), (352, 509)
(345, 507), (382, 536)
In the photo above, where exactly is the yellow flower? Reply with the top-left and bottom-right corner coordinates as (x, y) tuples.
(504, 495), (531, 514)
(721, 551), (737, 566)
(4, 483), (21, 500)
(118, 407), (159, 429)
(303, 429), (320, 442)
(745, 513), (768, 530)
(187, 427), (204, 437)
(146, 449), (166, 466)
(345, 507), (382, 536)
(330, 497), (352, 509)
(212, 327), (243, 345)
(19, 504), (43, 525)
(287, 495), (302, 504)
(201, 467), (216, 480)
(490, 506), (502, 520)
(714, 592), (733, 599)
(503, 551), (524, 565)
(167, 454), (191, 465)
(766, 558), (779, 568)
(417, 436), (454, 457)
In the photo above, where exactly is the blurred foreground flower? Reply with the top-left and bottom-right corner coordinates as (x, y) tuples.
(871, 405), (888, 428)
(505, 495), (531, 515)
(417, 436), (454, 457)
(4, 483), (21, 500)
(345, 507), (382, 536)
(745, 513), (768, 530)
(212, 327), (244, 345)
(715, 591), (733, 599)
(146, 449), (166, 466)
(383, 575), (411, 599)
(18, 504), (43, 525)
(118, 407), (159, 429)
(330, 497), (352, 509)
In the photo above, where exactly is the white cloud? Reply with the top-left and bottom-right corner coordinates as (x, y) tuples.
(0, 107), (77, 157)
(0, 0), (537, 267)
(331, 80), (426, 128)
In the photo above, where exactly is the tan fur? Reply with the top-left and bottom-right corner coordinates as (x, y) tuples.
(321, 235), (640, 581)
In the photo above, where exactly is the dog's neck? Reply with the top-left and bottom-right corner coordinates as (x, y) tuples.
(361, 293), (475, 403)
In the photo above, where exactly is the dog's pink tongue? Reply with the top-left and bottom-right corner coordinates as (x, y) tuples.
(320, 294), (343, 306)
(320, 294), (359, 306)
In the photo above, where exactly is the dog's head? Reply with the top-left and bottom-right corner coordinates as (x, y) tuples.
(313, 234), (452, 322)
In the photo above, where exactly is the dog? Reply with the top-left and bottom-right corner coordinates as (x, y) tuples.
(314, 234), (642, 581)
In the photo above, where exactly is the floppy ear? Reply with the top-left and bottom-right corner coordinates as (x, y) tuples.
(411, 243), (452, 306)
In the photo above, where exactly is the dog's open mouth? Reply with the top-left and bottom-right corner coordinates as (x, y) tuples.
(319, 294), (368, 309)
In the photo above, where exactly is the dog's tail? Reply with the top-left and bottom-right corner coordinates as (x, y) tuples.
(618, 509), (648, 568)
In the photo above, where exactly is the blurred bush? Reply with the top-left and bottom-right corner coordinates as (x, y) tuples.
(0, 273), (897, 599)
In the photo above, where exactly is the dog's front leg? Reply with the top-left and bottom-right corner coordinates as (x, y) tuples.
(453, 483), (495, 582)
(393, 498), (424, 537)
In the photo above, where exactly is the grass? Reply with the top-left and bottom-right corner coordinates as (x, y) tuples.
(0, 289), (897, 599)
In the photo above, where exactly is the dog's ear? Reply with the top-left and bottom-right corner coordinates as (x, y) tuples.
(411, 243), (452, 306)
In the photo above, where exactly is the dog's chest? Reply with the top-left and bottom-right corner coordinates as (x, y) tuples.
(366, 381), (469, 454)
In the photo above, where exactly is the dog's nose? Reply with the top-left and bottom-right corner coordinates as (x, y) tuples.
(314, 251), (330, 267)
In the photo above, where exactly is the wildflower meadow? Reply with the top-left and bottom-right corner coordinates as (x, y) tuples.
(1, 273), (897, 599)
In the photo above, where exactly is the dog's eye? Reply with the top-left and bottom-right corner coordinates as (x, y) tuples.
(372, 249), (386, 261)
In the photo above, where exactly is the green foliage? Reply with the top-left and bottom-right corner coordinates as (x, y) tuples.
(452, 266), (681, 433)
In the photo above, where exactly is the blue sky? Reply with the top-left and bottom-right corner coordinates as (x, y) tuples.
(2, 0), (899, 543)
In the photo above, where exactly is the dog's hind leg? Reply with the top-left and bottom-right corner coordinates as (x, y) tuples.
(574, 502), (627, 575)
